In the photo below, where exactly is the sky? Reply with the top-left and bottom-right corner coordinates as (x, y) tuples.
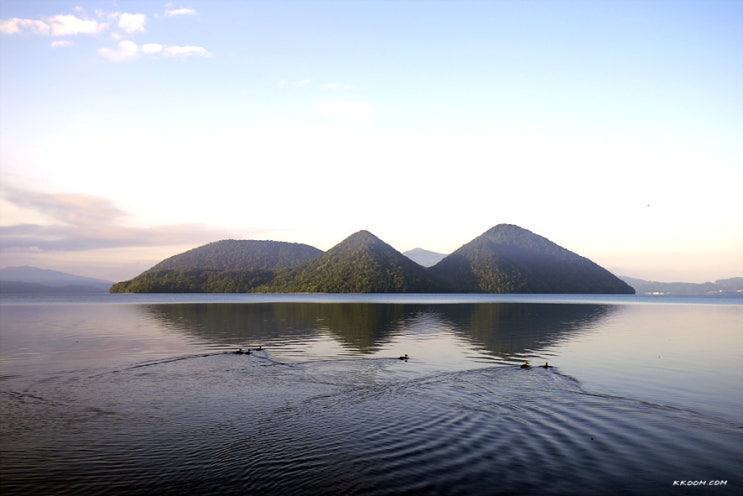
(1, 0), (741, 283)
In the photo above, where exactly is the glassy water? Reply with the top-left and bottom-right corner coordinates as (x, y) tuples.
(0, 294), (741, 495)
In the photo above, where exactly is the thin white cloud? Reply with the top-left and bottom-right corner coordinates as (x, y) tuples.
(0, 185), (235, 252)
(98, 40), (211, 61)
(98, 40), (139, 62)
(47, 14), (108, 36)
(1, 7), (210, 61)
(0, 17), (50, 35)
(313, 100), (376, 121)
(116, 13), (147, 33)
(165, 7), (198, 17)
(141, 43), (164, 54)
(1, 9), (207, 56)
(1, 13), (109, 36)
(162, 45), (211, 57)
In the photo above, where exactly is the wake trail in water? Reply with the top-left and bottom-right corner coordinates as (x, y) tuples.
(1, 353), (740, 496)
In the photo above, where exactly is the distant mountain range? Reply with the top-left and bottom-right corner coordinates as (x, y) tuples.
(619, 276), (743, 296)
(403, 248), (446, 267)
(0, 266), (112, 293)
(4, 230), (740, 296)
(110, 224), (634, 294)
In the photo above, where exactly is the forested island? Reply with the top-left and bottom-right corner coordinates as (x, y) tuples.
(110, 224), (635, 294)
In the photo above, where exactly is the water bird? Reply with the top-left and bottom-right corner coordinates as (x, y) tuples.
(245, 348), (252, 355)
(541, 362), (552, 368)
(256, 346), (263, 351)
(399, 354), (409, 360)
(520, 361), (530, 369)
(234, 348), (244, 354)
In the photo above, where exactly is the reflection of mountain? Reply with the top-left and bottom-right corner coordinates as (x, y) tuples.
(314, 303), (407, 351)
(434, 303), (612, 357)
(144, 302), (612, 357)
(145, 303), (408, 353)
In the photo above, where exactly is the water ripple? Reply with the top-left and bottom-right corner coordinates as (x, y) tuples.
(1, 353), (740, 496)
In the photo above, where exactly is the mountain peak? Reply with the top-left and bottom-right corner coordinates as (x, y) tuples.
(486, 223), (524, 233)
(323, 230), (391, 256)
(111, 224), (634, 294)
(339, 229), (382, 244)
(481, 224), (548, 245)
(431, 224), (634, 294)
(269, 230), (439, 293)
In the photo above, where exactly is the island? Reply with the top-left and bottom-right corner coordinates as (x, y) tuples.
(110, 224), (635, 294)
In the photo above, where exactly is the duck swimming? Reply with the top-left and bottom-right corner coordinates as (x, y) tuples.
(399, 354), (409, 360)
(235, 348), (244, 354)
(541, 362), (552, 368)
(520, 361), (530, 369)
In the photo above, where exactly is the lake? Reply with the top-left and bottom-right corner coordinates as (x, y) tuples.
(0, 294), (741, 495)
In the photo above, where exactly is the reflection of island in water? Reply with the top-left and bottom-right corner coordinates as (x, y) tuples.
(144, 302), (614, 358)
(438, 303), (612, 357)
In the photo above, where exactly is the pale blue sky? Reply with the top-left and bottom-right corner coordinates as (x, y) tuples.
(1, 0), (741, 282)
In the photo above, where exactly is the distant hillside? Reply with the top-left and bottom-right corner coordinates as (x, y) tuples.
(147, 239), (322, 272)
(404, 248), (447, 267)
(621, 276), (743, 295)
(266, 231), (444, 293)
(111, 225), (636, 294)
(429, 224), (635, 294)
(111, 240), (322, 293)
(0, 266), (112, 293)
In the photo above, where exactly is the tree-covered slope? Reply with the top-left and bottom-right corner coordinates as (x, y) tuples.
(110, 268), (277, 293)
(429, 224), (635, 294)
(265, 230), (444, 293)
(111, 240), (321, 293)
(110, 225), (635, 294)
(147, 239), (322, 272)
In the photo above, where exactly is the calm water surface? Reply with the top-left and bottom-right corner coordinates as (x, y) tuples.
(1, 294), (741, 495)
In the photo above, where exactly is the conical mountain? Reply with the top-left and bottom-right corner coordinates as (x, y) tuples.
(268, 230), (442, 293)
(429, 224), (635, 294)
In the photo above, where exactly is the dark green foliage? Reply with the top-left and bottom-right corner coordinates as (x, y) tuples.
(147, 240), (322, 272)
(111, 240), (323, 293)
(264, 231), (445, 293)
(111, 225), (636, 294)
(110, 269), (276, 293)
(430, 224), (635, 294)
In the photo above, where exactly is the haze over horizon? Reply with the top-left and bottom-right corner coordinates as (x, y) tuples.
(1, 1), (741, 284)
